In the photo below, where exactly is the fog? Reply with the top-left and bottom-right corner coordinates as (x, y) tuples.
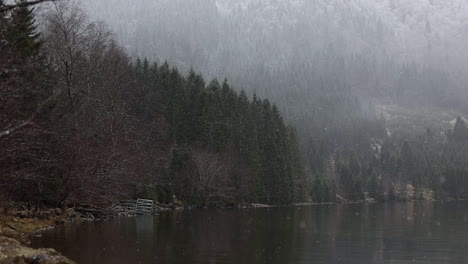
(81, 0), (468, 113)
(4, 2), (468, 260)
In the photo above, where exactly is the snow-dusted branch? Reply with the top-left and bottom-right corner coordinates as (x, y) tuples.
(0, 93), (57, 138)
(0, 0), (57, 12)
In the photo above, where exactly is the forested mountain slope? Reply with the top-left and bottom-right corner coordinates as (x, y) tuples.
(79, 0), (468, 202)
(81, 0), (468, 108)
(1, 1), (305, 206)
(3, 0), (468, 205)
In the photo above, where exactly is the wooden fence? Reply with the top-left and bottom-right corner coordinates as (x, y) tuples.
(118, 199), (154, 215)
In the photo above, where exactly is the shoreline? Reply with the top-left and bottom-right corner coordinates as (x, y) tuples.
(1, 198), (462, 263)
(0, 211), (76, 263)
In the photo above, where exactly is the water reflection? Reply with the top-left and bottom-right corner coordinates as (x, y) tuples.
(32, 202), (468, 264)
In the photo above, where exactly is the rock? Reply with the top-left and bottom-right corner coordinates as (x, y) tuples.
(173, 195), (183, 207)
(36, 211), (51, 220)
(405, 184), (415, 201)
(20, 211), (28, 219)
(66, 208), (77, 219)
(87, 213), (95, 220)
(0, 236), (75, 264)
(35, 211), (43, 219)
(54, 208), (62, 216)
(417, 188), (434, 201)
(391, 183), (402, 200)
(45, 212), (51, 219)
(49, 209), (57, 217)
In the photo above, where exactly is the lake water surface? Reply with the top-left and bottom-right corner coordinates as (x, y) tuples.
(32, 201), (468, 264)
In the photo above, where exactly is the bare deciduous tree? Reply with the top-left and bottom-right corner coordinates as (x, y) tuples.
(1, 1), (150, 207)
(36, 1), (147, 206)
(191, 149), (237, 205)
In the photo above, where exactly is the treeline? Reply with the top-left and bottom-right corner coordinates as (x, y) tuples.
(0, 1), (306, 207)
(78, 0), (468, 204)
(3, 1), (466, 208)
(307, 103), (468, 202)
(131, 59), (307, 205)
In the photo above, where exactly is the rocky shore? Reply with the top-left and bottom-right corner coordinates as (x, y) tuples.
(0, 236), (73, 264)
(0, 197), (444, 263)
(0, 201), (186, 263)
(0, 207), (93, 264)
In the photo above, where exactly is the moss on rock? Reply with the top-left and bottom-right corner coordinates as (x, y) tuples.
(0, 236), (74, 264)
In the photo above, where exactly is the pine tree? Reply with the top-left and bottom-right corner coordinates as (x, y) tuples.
(168, 146), (194, 203)
(135, 58), (143, 77)
(368, 175), (383, 200)
(142, 58), (150, 83)
(312, 178), (323, 203)
(0, 0), (10, 52)
(168, 67), (186, 144)
(449, 116), (468, 144)
(236, 90), (262, 201)
(287, 126), (306, 202)
(157, 61), (172, 118)
(401, 141), (414, 172)
(6, 0), (41, 56)
(185, 69), (205, 143)
(0, 0), (7, 36)
(125, 56), (307, 205)
(201, 79), (226, 150)
(426, 128), (433, 141)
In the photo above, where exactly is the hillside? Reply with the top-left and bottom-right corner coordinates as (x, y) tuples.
(76, 0), (468, 202)
(80, 0), (468, 109)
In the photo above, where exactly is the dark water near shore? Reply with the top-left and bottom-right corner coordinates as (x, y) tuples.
(32, 201), (468, 264)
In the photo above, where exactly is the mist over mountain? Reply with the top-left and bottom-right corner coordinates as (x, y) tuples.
(57, 0), (468, 202)
(81, 0), (468, 112)
(5, 1), (468, 260)
(3, 0), (468, 220)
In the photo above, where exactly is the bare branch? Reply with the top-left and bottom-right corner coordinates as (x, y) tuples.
(0, 93), (58, 138)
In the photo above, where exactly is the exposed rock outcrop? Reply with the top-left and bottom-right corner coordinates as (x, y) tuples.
(0, 236), (74, 264)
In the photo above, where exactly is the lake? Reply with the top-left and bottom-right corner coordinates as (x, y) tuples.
(31, 201), (468, 264)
